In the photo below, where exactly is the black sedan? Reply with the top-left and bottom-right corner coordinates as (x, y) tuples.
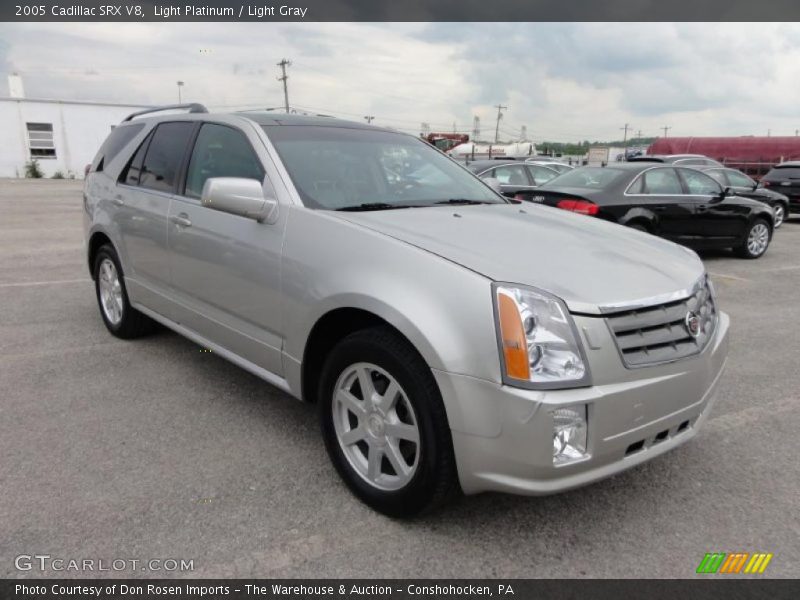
(532, 163), (775, 258)
(700, 166), (790, 228)
(464, 160), (559, 200)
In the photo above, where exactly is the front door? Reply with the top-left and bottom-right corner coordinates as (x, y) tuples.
(167, 122), (287, 376)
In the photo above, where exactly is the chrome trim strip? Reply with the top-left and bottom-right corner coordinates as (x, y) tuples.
(596, 274), (707, 314)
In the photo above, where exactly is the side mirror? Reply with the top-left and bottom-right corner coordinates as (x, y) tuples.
(482, 177), (503, 194)
(711, 186), (731, 204)
(200, 177), (278, 223)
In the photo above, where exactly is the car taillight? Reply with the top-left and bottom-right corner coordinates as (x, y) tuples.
(556, 199), (599, 215)
(514, 193), (526, 201)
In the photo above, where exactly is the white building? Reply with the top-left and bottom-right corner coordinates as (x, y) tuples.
(0, 74), (149, 178)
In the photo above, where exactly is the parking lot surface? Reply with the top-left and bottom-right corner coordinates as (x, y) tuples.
(1, 179), (799, 578)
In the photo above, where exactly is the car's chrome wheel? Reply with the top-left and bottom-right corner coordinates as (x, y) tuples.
(773, 204), (785, 228)
(747, 222), (770, 257)
(332, 362), (420, 491)
(98, 258), (124, 325)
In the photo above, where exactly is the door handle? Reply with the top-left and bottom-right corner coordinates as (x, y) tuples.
(112, 195), (124, 206)
(697, 205), (709, 213)
(170, 214), (192, 228)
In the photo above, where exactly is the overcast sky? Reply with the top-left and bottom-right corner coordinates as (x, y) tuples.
(1, 22), (799, 141)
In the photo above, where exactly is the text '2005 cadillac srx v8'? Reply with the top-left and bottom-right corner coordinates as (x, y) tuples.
(84, 105), (729, 516)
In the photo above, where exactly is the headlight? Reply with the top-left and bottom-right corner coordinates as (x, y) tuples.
(494, 284), (590, 388)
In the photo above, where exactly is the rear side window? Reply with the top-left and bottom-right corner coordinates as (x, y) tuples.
(184, 124), (265, 198)
(120, 131), (152, 186)
(139, 122), (195, 193)
(704, 170), (727, 185)
(679, 169), (722, 195)
(639, 168), (683, 194)
(492, 164), (530, 186)
(527, 165), (558, 185)
(92, 123), (144, 172)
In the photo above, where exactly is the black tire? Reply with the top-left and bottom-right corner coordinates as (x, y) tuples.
(93, 244), (157, 338)
(628, 222), (649, 233)
(734, 218), (772, 259)
(319, 326), (458, 517)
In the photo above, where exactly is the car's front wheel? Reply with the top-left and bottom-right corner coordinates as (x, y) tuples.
(319, 327), (457, 517)
(734, 218), (771, 259)
(93, 244), (156, 338)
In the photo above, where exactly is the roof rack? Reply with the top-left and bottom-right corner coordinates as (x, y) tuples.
(122, 103), (208, 122)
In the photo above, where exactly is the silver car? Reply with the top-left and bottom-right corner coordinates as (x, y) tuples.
(84, 105), (730, 516)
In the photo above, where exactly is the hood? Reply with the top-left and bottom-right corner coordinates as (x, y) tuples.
(332, 204), (705, 314)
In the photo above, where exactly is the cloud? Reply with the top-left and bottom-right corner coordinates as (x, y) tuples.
(1, 22), (799, 140)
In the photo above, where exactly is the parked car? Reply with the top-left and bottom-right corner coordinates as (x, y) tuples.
(760, 161), (800, 217)
(700, 166), (790, 228)
(628, 154), (723, 167)
(84, 106), (729, 516)
(535, 164), (775, 258)
(465, 159), (559, 199)
(525, 159), (574, 174)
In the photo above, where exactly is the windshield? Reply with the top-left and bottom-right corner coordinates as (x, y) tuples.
(542, 167), (627, 190)
(263, 125), (504, 210)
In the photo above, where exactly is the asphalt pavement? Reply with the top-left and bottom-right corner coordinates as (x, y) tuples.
(1, 179), (798, 578)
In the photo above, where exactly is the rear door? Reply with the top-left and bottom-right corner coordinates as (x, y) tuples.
(167, 121), (287, 376)
(677, 167), (746, 242)
(628, 167), (695, 241)
(115, 121), (195, 315)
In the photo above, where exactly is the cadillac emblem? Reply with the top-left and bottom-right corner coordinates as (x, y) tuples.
(685, 311), (701, 338)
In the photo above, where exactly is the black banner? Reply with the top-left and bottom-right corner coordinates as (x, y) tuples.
(4, 0), (800, 22)
(2, 580), (800, 600)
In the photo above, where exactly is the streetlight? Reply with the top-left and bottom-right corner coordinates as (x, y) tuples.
(177, 81), (184, 103)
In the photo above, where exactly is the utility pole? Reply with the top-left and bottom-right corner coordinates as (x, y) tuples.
(636, 129), (643, 140)
(472, 116), (480, 141)
(767, 129), (771, 137)
(421, 122), (430, 137)
(494, 104), (507, 143)
(520, 125), (527, 141)
(620, 123), (631, 160)
(364, 116), (374, 124)
(277, 59), (291, 113)
(661, 125), (671, 138)
(176, 81), (184, 103)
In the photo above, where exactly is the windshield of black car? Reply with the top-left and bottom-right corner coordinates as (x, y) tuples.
(541, 167), (627, 190)
(263, 125), (505, 209)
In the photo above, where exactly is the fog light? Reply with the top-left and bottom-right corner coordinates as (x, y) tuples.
(552, 406), (588, 465)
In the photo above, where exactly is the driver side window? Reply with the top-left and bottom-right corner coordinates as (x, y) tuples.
(185, 123), (265, 199)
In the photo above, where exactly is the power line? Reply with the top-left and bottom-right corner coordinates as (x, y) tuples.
(277, 58), (291, 114)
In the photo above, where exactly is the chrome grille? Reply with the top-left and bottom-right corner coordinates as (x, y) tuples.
(606, 279), (717, 367)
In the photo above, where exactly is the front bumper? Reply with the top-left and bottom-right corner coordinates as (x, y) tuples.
(434, 311), (730, 496)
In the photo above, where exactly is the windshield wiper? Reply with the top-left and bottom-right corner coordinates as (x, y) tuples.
(335, 203), (413, 212)
(434, 199), (494, 205)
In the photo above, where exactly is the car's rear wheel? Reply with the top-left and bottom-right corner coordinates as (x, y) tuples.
(93, 244), (156, 338)
(773, 204), (786, 228)
(734, 218), (771, 259)
(319, 326), (458, 517)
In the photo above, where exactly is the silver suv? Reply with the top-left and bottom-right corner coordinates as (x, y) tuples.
(84, 105), (730, 516)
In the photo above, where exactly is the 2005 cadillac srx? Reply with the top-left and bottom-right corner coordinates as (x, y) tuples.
(84, 105), (729, 516)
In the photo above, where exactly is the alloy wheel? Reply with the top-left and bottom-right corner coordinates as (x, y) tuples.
(332, 362), (420, 491)
(747, 223), (770, 256)
(98, 258), (124, 325)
